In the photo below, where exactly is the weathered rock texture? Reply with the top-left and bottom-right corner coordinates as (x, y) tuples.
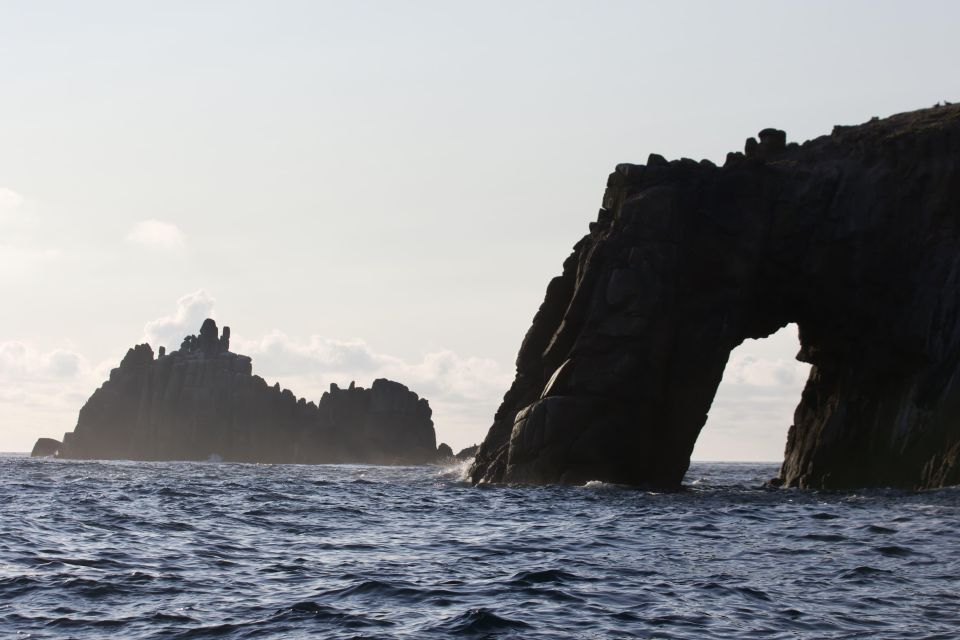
(47, 320), (438, 464)
(470, 104), (960, 490)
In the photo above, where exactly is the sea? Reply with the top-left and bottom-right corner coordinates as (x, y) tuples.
(1, 454), (958, 639)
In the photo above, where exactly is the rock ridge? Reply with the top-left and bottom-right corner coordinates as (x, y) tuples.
(42, 319), (440, 465)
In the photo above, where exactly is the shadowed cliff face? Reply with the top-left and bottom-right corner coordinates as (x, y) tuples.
(53, 320), (438, 464)
(469, 104), (960, 490)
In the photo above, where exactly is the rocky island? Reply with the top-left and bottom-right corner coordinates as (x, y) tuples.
(470, 104), (960, 490)
(33, 319), (442, 465)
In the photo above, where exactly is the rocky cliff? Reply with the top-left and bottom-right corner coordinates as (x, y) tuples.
(469, 104), (960, 490)
(45, 319), (439, 464)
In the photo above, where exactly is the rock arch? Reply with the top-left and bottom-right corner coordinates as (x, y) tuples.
(469, 105), (960, 489)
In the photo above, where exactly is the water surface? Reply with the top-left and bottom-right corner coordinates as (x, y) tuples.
(2, 455), (957, 638)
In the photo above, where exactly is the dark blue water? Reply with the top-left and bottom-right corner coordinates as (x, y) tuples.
(2, 455), (958, 639)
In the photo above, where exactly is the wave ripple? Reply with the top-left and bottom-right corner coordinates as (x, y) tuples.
(1, 456), (958, 638)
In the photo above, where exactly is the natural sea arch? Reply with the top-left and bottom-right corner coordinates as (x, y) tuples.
(470, 106), (960, 489)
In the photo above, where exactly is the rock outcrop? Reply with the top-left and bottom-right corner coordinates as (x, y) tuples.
(469, 104), (960, 490)
(455, 445), (479, 461)
(45, 320), (438, 465)
(436, 442), (455, 461)
(30, 438), (61, 457)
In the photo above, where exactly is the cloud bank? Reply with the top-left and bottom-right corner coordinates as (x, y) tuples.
(0, 340), (113, 451)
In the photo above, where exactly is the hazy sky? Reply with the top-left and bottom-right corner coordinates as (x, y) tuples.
(2, 1), (958, 456)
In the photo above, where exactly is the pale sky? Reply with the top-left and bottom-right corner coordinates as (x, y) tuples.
(1, 1), (958, 457)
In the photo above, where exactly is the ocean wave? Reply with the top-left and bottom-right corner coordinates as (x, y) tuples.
(429, 607), (531, 636)
(2, 456), (958, 639)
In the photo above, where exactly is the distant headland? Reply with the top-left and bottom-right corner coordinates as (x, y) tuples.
(470, 103), (960, 490)
(32, 319), (457, 465)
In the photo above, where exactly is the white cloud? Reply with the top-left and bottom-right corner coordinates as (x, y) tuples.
(0, 340), (113, 450)
(0, 342), (88, 382)
(0, 187), (24, 211)
(239, 331), (386, 375)
(126, 219), (185, 250)
(143, 290), (216, 350)
(722, 353), (807, 388)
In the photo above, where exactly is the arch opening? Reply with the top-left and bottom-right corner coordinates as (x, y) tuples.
(691, 323), (811, 463)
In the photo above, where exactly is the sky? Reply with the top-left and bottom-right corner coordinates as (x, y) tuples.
(1, 1), (958, 457)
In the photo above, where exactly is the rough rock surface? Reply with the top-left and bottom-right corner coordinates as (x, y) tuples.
(30, 438), (61, 457)
(469, 104), (960, 490)
(47, 320), (438, 464)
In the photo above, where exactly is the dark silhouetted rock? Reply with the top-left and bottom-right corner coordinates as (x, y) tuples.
(455, 444), (479, 461)
(469, 104), (960, 490)
(52, 319), (437, 465)
(30, 438), (61, 457)
(757, 128), (786, 156)
(299, 377), (436, 465)
(437, 442), (455, 460)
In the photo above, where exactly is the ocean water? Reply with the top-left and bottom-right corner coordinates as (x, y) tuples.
(1, 455), (958, 639)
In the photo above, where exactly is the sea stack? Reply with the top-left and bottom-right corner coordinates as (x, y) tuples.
(30, 438), (61, 457)
(469, 104), (960, 490)
(40, 319), (440, 465)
